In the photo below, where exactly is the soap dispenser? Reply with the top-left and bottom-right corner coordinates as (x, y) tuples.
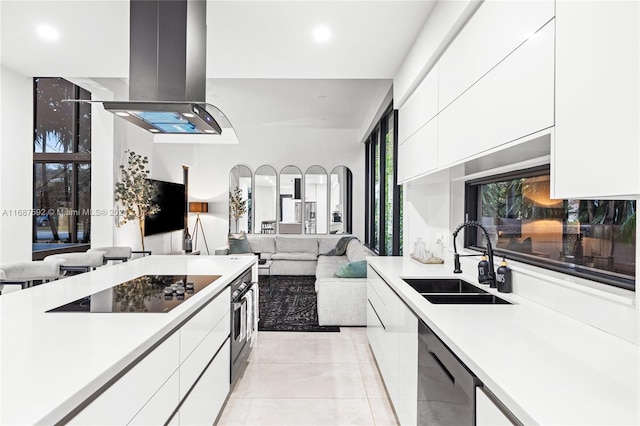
(496, 257), (512, 293)
(477, 253), (490, 284)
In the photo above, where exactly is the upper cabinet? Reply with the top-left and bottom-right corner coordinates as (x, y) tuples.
(438, 20), (555, 167)
(553, 0), (640, 198)
(438, 0), (554, 110)
(396, 0), (555, 183)
(398, 66), (439, 145)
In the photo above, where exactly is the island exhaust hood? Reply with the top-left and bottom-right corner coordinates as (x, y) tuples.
(102, 0), (229, 135)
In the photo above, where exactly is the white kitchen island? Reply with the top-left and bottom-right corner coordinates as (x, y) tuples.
(0, 255), (256, 425)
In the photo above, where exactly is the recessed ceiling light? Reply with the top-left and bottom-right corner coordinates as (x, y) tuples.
(183, 112), (195, 118)
(312, 26), (331, 43)
(204, 129), (215, 134)
(36, 25), (59, 42)
(148, 129), (160, 133)
(115, 112), (130, 117)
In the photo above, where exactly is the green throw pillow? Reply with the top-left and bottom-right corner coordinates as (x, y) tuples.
(228, 232), (252, 254)
(335, 260), (367, 278)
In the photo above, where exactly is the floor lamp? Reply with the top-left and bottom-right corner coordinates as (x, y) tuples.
(188, 202), (210, 255)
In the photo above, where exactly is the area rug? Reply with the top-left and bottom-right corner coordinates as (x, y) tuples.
(258, 275), (340, 332)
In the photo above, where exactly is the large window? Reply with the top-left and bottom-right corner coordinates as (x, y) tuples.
(365, 105), (402, 255)
(465, 166), (635, 290)
(33, 78), (91, 258)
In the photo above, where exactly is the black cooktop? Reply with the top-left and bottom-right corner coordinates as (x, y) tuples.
(47, 274), (221, 313)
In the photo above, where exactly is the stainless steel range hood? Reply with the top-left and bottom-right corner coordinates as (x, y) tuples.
(103, 0), (228, 136)
(103, 101), (222, 134)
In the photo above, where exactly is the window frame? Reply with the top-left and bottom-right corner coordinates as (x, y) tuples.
(465, 165), (635, 291)
(364, 104), (402, 255)
(32, 77), (91, 259)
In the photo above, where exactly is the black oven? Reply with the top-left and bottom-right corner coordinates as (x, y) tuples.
(230, 269), (257, 388)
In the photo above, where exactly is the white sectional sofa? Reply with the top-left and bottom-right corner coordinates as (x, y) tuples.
(315, 239), (374, 326)
(217, 234), (374, 326)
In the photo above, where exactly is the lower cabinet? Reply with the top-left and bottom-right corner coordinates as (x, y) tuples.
(177, 339), (230, 425)
(367, 266), (418, 425)
(129, 371), (180, 425)
(476, 387), (517, 426)
(69, 288), (231, 426)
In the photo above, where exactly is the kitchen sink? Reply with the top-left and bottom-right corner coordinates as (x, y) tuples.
(402, 278), (487, 294)
(422, 294), (511, 304)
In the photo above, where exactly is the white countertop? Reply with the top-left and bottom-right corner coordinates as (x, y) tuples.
(368, 256), (639, 426)
(0, 255), (255, 425)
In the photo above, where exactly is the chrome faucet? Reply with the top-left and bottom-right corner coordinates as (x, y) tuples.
(452, 220), (496, 287)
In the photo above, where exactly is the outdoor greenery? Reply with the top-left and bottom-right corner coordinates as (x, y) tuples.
(114, 150), (160, 252)
(229, 186), (247, 233)
(481, 178), (636, 243)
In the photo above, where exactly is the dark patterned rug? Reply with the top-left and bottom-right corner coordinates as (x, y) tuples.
(258, 275), (340, 332)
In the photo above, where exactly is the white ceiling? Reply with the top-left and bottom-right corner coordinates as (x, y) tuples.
(0, 0), (436, 131)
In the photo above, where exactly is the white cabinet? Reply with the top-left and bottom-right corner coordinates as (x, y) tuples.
(399, 66), (439, 144)
(366, 266), (418, 426)
(476, 387), (515, 426)
(439, 0), (554, 110)
(69, 333), (180, 425)
(129, 371), (180, 426)
(180, 287), (230, 363)
(180, 312), (230, 399)
(398, 117), (438, 183)
(553, 0), (640, 198)
(70, 287), (232, 426)
(394, 294), (418, 426)
(179, 339), (230, 426)
(438, 20), (554, 168)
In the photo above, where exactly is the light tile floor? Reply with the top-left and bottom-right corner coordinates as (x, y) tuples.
(217, 328), (399, 426)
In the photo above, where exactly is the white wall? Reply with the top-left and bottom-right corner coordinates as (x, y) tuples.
(111, 114), (192, 255)
(0, 65), (32, 264)
(67, 79), (116, 249)
(189, 126), (363, 253)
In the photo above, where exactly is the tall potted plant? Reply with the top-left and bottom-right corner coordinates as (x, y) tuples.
(229, 186), (247, 233)
(114, 150), (160, 252)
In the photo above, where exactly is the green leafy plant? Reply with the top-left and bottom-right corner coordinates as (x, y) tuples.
(114, 150), (160, 251)
(229, 186), (247, 233)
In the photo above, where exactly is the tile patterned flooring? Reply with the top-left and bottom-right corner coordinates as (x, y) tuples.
(217, 328), (399, 425)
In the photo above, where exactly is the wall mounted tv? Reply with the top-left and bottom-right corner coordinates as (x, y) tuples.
(144, 179), (186, 236)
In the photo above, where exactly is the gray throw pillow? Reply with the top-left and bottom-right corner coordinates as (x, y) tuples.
(229, 232), (252, 254)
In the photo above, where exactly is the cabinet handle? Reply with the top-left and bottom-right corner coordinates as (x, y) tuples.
(367, 299), (385, 330)
(429, 351), (455, 385)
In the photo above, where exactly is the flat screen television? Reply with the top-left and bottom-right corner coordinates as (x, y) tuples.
(144, 179), (186, 236)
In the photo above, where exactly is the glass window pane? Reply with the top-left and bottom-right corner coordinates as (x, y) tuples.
(34, 163), (73, 243)
(78, 87), (92, 153)
(77, 163), (91, 242)
(474, 170), (635, 287)
(385, 119), (394, 254)
(34, 78), (76, 154)
(373, 131), (380, 251)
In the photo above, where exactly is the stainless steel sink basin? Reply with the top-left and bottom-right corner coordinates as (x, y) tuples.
(402, 278), (487, 294)
(423, 294), (511, 304)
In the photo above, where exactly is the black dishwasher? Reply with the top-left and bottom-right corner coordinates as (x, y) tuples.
(418, 320), (479, 425)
